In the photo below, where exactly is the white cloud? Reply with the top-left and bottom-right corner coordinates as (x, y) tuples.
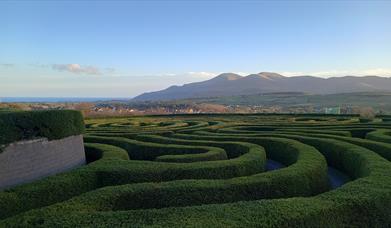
(232, 72), (249, 76)
(186, 71), (249, 79)
(187, 71), (221, 78)
(52, 64), (102, 75)
(359, 68), (391, 77)
(279, 71), (306, 77)
(25, 63), (391, 79)
(279, 68), (391, 78)
(158, 73), (177, 76)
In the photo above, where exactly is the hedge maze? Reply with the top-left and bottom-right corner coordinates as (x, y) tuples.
(1, 114), (391, 227)
(0, 110), (85, 152)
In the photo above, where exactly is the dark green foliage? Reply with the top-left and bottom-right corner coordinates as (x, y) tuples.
(275, 128), (352, 137)
(295, 117), (329, 121)
(359, 118), (372, 123)
(2, 114), (391, 227)
(347, 128), (375, 138)
(85, 136), (228, 162)
(1, 136), (330, 222)
(0, 110), (85, 151)
(366, 129), (391, 143)
(85, 143), (130, 163)
(0, 136), (266, 219)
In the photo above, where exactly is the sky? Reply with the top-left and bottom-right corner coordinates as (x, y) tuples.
(1, 0), (391, 97)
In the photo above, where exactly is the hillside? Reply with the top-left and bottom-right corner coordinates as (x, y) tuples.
(190, 92), (391, 107)
(133, 72), (391, 101)
(127, 91), (391, 114)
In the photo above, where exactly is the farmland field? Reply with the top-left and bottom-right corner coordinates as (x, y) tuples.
(1, 113), (391, 227)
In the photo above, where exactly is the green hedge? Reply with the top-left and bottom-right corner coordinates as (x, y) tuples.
(0, 143), (128, 219)
(275, 128), (351, 137)
(84, 136), (229, 162)
(85, 143), (130, 163)
(0, 134), (329, 220)
(0, 136), (329, 221)
(359, 117), (373, 123)
(0, 110), (85, 151)
(0, 138), (264, 219)
(254, 131), (391, 162)
(2, 114), (391, 227)
(366, 129), (391, 143)
(3, 134), (391, 227)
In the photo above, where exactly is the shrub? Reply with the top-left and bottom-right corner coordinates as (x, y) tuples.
(0, 136), (265, 219)
(2, 113), (391, 227)
(0, 110), (85, 151)
(366, 129), (391, 143)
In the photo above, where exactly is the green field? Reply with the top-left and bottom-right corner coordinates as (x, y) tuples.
(1, 113), (391, 227)
(177, 91), (391, 113)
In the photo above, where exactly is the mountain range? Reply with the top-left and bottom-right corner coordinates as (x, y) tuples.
(133, 72), (391, 101)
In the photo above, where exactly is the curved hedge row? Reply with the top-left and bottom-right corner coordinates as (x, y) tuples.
(366, 129), (391, 143)
(0, 110), (85, 151)
(0, 135), (266, 219)
(1, 114), (391, 227)
(192, 130), (391, 162)
(1, 137), (328, 217)
(7, 134), (391, 227)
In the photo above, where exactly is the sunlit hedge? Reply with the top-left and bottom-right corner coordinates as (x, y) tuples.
(1, 114), (391, 227)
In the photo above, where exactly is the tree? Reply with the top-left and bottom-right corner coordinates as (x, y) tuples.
(359, 107), (375, 119)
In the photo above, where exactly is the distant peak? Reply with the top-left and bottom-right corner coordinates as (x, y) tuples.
(257, 72), (285, 78)
(244, 72), (285, 81)
(211, 73), (241, 81)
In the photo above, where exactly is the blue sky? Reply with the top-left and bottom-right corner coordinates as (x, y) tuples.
(1, 1), (391, 97)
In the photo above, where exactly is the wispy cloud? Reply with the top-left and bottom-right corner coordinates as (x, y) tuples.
(138, 70), (391, 78)
(280, 68), (391, 78)
(187, 71), (221, 78)
(52, 64), (102, 75)
(186, 71), (248, 78)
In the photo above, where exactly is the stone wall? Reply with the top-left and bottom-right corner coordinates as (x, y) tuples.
(0, 135), (85, 190)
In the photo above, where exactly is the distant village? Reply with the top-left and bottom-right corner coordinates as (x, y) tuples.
(0, 101), (381, 118)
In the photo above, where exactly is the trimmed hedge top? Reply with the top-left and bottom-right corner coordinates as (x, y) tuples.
(0, 110), (85, 150)
(2, 114), (391, 226)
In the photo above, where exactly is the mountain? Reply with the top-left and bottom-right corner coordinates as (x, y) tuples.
(133, 72), (391, 101)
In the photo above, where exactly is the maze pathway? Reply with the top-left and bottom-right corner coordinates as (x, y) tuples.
(1, 114), (391, 227)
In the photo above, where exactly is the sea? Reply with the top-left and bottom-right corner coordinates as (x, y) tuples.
(0, 97), (130, 103)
